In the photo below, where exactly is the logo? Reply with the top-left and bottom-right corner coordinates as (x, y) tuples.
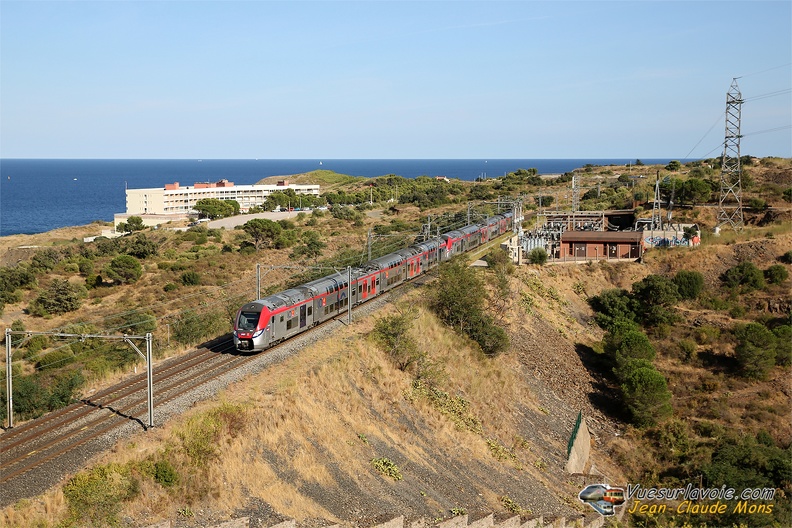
(579, 484), (626, 516)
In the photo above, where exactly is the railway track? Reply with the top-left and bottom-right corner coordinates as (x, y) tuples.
(0, 244), (489, 508)
(0, 279), (417, 507)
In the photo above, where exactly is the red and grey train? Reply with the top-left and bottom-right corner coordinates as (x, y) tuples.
(233, 211), (514, 352)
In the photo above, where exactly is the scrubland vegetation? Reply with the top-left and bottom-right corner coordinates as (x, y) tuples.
(0, 158), (790, 527)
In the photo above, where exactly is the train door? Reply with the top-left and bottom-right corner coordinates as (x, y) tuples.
(300, 304), (307, 328)
(361, 278), (369, 300)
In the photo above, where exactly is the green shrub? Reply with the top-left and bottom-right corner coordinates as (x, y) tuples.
(171, 309), (226, 345)
(590, 289), (638, 329)
(371, 457), (402, 481)
(62, 464), (139, 526)
(29, 279), (86, 315)
(163, 282), (178, 292)
(153, 460), (179, 488)
(30, 248), (61, 272)
(104, 254), (143, 284)
(722, 261), (765, 291)
(527, 247), (548, 265)
(468, 313), (510, 356)
(373, 309), (422, 371)
(772, 325), (791, 366)
(674, 270), (704, 300)
(35, 349), (76, 370)
(678, 339), (698, 361)
(176, 403), (247, 467)
(764, 264), (789, 284)
(180, 271), (201, 286)
(734, 323), (777, 379)
(124, 234), (159, 258)
(77, 257), (94, 275)
(694, 325), (720, 345)
(780, 250), (792, 264)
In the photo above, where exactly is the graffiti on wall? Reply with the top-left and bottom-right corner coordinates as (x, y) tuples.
(644, 235), (700, 248)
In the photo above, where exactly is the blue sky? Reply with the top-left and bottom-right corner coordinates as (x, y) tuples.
(1, 1), (789, 159)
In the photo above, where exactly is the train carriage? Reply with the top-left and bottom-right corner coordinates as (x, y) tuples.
(440, 230), (464, 259)
(302, 274), (351, 323)
(234, 210), (516, 352)
(458, 224), (483, 252)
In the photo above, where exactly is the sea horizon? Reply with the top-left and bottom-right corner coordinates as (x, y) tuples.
(1, 158), (685, 236)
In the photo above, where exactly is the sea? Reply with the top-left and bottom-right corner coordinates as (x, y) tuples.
(0, 158), (677, 236)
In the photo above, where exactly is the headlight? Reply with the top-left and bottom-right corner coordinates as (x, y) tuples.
(253, 329), (264, 338)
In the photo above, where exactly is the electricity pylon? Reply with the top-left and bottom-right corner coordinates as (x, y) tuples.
(717, 78), (744, 231)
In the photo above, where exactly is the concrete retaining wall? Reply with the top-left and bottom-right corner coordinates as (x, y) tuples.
(145, 513), (607, 528)
(565, 417), (591, 474)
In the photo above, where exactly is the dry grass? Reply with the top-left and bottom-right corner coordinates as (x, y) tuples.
(4, 284), (582, 526)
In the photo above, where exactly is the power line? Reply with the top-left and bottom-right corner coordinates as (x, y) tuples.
(744, 88), (792, 102)
(682, 112), (724, 160)
(743, 125), (792, 137)
(738, 62), (792, 79)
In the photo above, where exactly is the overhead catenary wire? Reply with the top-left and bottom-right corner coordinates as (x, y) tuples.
(9, 207), (480, 374)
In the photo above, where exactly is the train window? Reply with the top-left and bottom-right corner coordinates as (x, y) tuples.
(271, 316), (275, 324)
(307, 306), (312, 316)
(280, 315), (284, 323)
(358, 284), (362, 294)
(287, 319), (294, 330)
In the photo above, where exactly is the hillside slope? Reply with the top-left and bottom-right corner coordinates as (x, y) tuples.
(3, 264), (629, 527)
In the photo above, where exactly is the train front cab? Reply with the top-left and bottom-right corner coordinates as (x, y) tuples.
(234, 301), (273, 352)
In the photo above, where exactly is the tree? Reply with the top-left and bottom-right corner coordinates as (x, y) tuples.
(621, 365), (673, 427)
(373, 308), (422, 372)
(609, 330), (657, 365)
(242, 218), (282, 250)
(290, 231), (326, 261)
(722, 262), (765, 291)
(104, 255), (143, 284)
(30, 279), (85, 315)
(589, 289), (638, 329)
(126, 216), (145, 232)
(665, 160), (682, 171)
(431, 258), (485, 334)
(534, 195), (554, 208)
(125, 234), (158, 258)
(631, 275), (680, 327)
(193, 198), (238, 219)
(681, 178), (711, 205)
(772, 325), (792, 366)
(673, 270), (704, 300)
(734, 323), (777, 379)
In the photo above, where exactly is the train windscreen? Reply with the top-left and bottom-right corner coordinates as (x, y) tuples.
(237, 311), (261, 331)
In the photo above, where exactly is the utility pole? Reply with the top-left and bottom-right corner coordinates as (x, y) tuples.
(717, 78), (744, 232)
(651, 172), (662, 231)
(571, 173), (580, 212)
